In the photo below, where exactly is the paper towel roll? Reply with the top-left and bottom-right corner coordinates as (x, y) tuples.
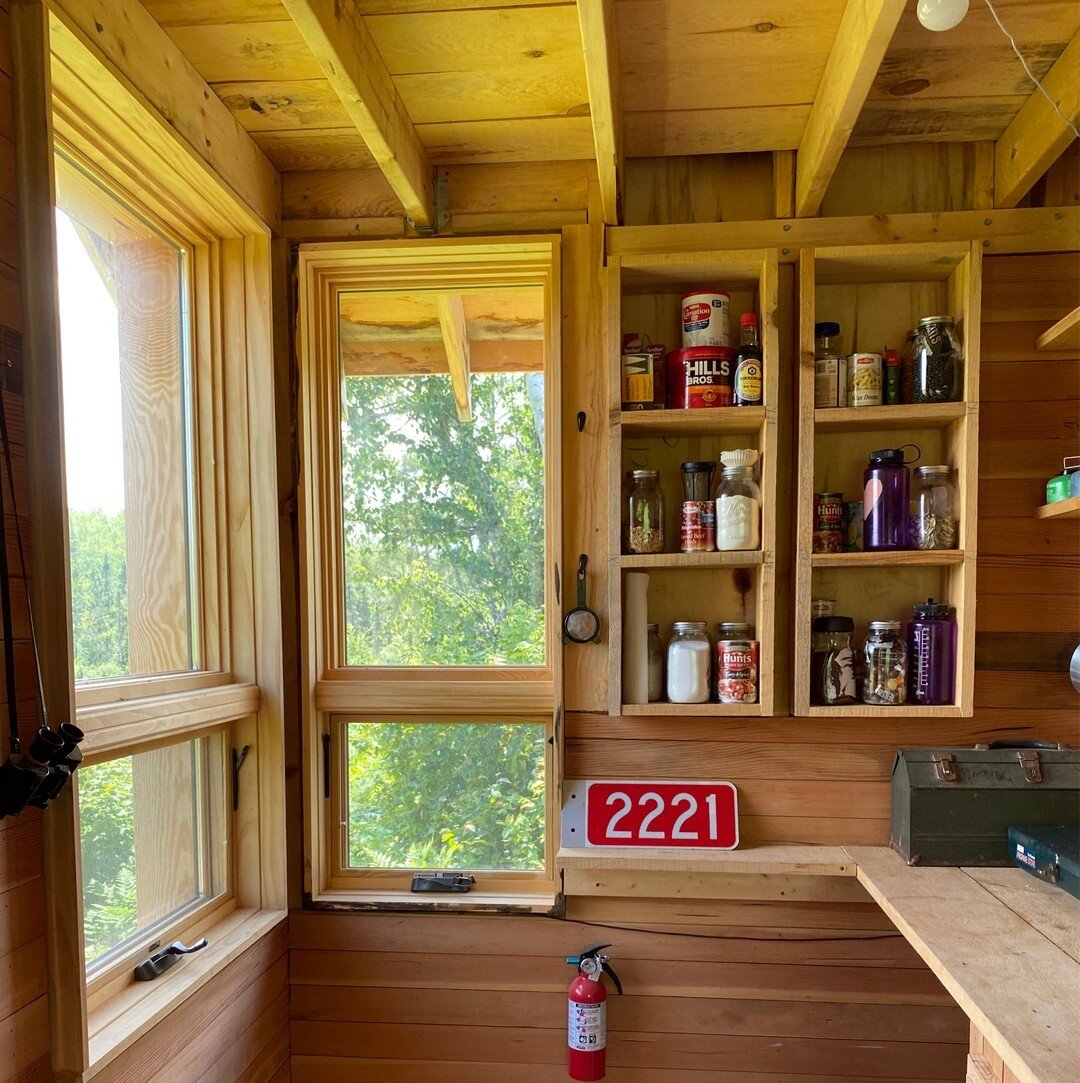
(622, 572), (650, 705)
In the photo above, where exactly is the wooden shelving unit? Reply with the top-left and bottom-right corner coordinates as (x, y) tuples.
(793, 242), (981, 717)
(1035, 495), (1080, 519)
(606, 248), (783, 717)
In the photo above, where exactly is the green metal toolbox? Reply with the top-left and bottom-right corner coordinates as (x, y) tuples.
(891, 742), (1079, 866)
(1008, 825), (1080, 899)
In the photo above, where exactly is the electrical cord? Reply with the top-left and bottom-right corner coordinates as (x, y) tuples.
(983, 0), (1080, 140)
(548, 914), (903, 944)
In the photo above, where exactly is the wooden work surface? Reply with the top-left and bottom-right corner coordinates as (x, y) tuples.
(848, 846), (1080, 1083)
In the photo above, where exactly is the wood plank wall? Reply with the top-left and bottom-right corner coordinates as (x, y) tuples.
(0, 1), (290, 1076)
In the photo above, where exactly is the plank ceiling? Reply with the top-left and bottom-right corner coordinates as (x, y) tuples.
(142, 0), (1077, 172)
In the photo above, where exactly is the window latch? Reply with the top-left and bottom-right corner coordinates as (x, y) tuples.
(133, 937), (208, 981)
(232, 744), (250, 812)
(410, 873), (476, 893)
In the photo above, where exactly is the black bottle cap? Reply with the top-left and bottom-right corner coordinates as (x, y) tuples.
(913, 597), (951, 619)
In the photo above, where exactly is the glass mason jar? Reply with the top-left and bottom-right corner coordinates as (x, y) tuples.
(666, 621), (711, 703)
(646, 623), (664, 703)
(910, 316), (962, 403)
(715, 449), (761, 551)
(625, 469), (665, 554)
(863, 620), (908, 705)
(910, 465), (958, 550)
(810, 616), (857, 706)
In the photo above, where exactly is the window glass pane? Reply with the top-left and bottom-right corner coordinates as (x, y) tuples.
(338, 289), (546, 666)
(345, 721), (546, 871)
(79, 735), (227, 967)
(55, 153), (197, 681)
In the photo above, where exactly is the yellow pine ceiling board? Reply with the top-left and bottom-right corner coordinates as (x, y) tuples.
(143, 0), (291, 25)
(625, 105), (809, 157)
(851, 96), (1030, 145)
(216, 79), (352, 132)
(164, 20), (326, 82)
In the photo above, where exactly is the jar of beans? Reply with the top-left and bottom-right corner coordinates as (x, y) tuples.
(625, 470), (665, 554)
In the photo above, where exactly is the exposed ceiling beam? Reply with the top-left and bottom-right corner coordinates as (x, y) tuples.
(281, 0), (435, 228)
(576, 0), (623, 224)
(794, 0), (907, 218)
(995, 32), (1079, 209)
(436, 295), (473, 421)
(343, 339), (543, 377)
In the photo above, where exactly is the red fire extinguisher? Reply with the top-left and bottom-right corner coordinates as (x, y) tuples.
(566, 943), (623, 1081)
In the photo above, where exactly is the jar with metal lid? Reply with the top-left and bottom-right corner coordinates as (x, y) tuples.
(666, 622), (711, 704)
(910, 316), (962, 403)
(810, 616), (856, 706)
(646, 624), (664, 703)
(625, 470), (665, 554)
(910, 465), (958, 550)
(863, 621), (907, 705)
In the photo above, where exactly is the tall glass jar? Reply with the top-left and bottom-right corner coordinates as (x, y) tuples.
(715, 449), (761, 551)
(910, 316), (962, 403)
(625, 469), (665, 554)
(910, 465), (958, 550)
(810, 616), (857, 706)
(646, 623), (664, 703)
(863, 621), (908, 705)
(666, 622), (711, 703)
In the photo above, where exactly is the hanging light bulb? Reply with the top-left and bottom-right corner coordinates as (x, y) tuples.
(916, 0), (969, 31)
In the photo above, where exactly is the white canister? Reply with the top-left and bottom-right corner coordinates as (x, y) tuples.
(666, 621), (711, 703)
(681, 291), (731, 348)
(848, 352), (883, 407)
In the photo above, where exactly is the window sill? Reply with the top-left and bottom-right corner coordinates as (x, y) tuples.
(307, 890), (559, 915)
(85, 907), (286, 1078)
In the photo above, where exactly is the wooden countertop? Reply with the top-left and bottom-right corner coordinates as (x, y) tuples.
(847, 846), (1080, 1083)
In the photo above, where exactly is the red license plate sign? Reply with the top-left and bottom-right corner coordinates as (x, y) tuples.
(584, 781), (738, 849)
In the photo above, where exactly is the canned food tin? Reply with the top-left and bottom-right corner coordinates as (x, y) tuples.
(814, 492), (844, 532)
(620, 336), (666, 410)
(848, 353), (883, 407)
(667, 346), (735, 409)
(681, 291), (731, 348)
(842, 501), (863, 551)
(700, 500), (716, 550)
(813, 529), (842, 553)
(680, 501), (711, 552)
(715, 626), (758, 704)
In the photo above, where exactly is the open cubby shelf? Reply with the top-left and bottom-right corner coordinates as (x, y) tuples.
(793, 242), (981, 718)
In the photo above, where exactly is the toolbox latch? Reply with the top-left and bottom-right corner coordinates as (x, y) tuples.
(932, 753), (958, 782)
(1017, 750), (1043, 783)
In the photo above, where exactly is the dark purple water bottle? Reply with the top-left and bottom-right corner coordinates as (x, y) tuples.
(906, 598), (956, 705)
(863, 447), (915, 550)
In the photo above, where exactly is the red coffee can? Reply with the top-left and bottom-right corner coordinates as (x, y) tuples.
(667, 346), (735, 409)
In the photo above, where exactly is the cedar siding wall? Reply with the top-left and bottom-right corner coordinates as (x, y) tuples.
(287, 241), (1077, 1078)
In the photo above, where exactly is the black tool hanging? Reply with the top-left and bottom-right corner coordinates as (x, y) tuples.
(0, 383), (83, 818)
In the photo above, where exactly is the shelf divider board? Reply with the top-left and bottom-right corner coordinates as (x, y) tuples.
(793, 241), (981, 717)
(1035, 305), (1080, 352)
(1036, 495), (1080, 519)
(618, 551), (765, 570)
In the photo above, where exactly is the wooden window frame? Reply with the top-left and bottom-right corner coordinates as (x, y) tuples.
(13, 1), (287, 1076)
(296, 238), (563, 908)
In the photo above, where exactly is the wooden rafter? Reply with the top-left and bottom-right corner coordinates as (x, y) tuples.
(435, 295), (472, 421)
(282, 0), (435, 228)
(995, 32), (1080, 209)
(343, 339), (542, 378)
(576, 0), (623, 224)
(794, 0), (907, 218)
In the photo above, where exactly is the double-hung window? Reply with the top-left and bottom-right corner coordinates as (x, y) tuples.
(297, 241), (561, 905)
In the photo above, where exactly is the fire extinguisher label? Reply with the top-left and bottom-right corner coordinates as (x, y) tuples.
(568, 1001), (606, 1051)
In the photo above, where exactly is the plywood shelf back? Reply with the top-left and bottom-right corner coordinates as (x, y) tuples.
(813, 241), (972, 285)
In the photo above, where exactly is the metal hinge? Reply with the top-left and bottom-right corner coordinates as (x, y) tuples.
(1018, 750), (1043, 783)
(932, 752), (958, 782)
(408, 169), (450, 236)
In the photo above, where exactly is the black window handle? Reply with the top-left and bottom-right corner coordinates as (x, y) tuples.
(133, 938), (208, 981)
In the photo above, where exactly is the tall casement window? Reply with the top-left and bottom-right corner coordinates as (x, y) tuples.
(297, 241), (561, 904)
(21, 11), (285, 1074)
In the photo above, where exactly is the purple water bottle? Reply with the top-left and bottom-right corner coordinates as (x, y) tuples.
(906, 598), (956, 705)
(863, 447), (916, 550)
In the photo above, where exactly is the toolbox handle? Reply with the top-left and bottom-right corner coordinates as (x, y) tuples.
(973, 741), (1070, 751)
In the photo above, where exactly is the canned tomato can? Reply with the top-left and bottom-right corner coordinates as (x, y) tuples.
(715, 623), (758, 703)
(842, 500), (864, 551)
(667, 346), (735, 409)
(814, 492), (844, 532)
(812, 529), (842, 553)
(681, 291), (731, 348)
(680, 501), (710, 552)
(848, 353), (883, 407)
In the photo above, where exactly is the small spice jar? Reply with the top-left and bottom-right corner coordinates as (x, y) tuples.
(625, 470), (665, 554)
(910, 465), (958, 550)
(666, 621), (711, 704)
(646, 623), (664, 703)
(810, 616), (857, 706)
(863, 621), (908, 705)
(910, 316), (963, 403)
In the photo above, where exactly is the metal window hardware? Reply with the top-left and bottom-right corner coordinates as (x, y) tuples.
(133, 938), (208, 981)
(1018, 750), (1043, 783)
(232, 744), (250, 812)
(407, 170), (450, 237)
(932, 752), (958, 782)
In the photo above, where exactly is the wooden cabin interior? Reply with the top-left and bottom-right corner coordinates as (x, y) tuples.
(0, 0), (1078, 1080)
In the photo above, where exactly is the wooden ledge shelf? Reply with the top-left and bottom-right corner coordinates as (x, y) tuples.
(558, 845), (856, 877)
(811, 549), (965, 568)
(620, 701), (764, 717)
(1036, 496), (1080, 519)
(807, 703), (963, 718)
(814, 402), (967, 432)
(1036, 305), (1080, 352)
(619, 407), (766, 437)
(618, 551), (765, 570)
